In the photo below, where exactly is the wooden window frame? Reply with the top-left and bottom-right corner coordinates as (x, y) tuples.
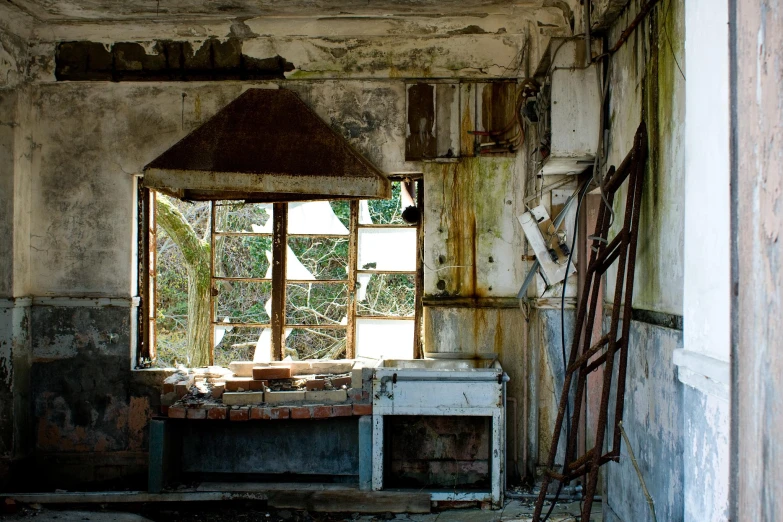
(140, 178), (423, 366)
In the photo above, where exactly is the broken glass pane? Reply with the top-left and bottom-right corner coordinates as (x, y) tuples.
(286, 328), (347, 360)
(213, 326), (265, 366)
(215, 235), (272, 278)
(214, 201), (273, 233)
(358, 228), (417, 271)
(359, 200), (373, 225)
(357, 274), (415, 317)
(355, 318), (414, 359)
(287, 201), (349, 235)
(288, 237), (349, 280)
(362, 182), (415, 225)
(285, 283), (348, 326)
(215, 281), (272, 324)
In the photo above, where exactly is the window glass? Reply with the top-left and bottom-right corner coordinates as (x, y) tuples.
(358, 228), (417, 271)
(355, 318), (415, 359)
(215, 281), (272, 324)
(357, 273), (415, 317)
(288, 237), (348, 280)
(285, 283), (348, 326)
(213, 326), (266, 366)
(288, 201), (349, 234)
(215, 235), (272, 278)
(362, 182), (409, 225)
(286, 327), (347, 360)
(214, 201), (272, 233)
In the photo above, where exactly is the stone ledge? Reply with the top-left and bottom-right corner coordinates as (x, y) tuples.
(672, 348), (729, 400)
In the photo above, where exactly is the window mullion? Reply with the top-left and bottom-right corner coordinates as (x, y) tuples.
(414, 179), (424, 359)
(209, 200), (216, 365)
(347, 200), (359, 358)
(271, 202), (288, 361)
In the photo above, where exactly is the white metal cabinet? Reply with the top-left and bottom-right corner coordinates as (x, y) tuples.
(371, 359), (506, 507)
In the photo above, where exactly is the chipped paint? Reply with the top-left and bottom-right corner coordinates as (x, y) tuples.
(734, 0), (783, 519)
(0, 2), (577, 488)
(423, 156), (525, 298)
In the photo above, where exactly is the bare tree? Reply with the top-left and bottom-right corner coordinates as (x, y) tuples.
(156, 195), (211, 366)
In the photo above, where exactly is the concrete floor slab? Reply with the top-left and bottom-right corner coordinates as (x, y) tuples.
(2, 509), (154, 522)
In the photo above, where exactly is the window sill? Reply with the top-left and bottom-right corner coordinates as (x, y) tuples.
(672, 348), (729, 400)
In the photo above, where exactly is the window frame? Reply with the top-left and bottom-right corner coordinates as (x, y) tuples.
(139, 176), (423, 366)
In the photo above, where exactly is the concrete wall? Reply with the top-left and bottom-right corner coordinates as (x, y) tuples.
(522, 1), (729, 521)
(0, 3), (35, 488)
(733, 0), (783, 520)
(600, 1), (689, 520)
(0, 3), (574, 488)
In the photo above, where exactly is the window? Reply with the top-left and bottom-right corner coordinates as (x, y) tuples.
(139, 179), (422, 368)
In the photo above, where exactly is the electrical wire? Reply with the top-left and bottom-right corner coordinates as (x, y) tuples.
(541, 179), (591, 522)
(661, 0), (686, 81)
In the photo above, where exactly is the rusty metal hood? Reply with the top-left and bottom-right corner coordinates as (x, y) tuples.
(143, 88), (390, 201)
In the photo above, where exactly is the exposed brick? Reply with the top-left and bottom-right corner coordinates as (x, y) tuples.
(332, 404), (353, 417)
(163, 374), (179, 394)
(230, 407), (250, 421)
(175, 382), (191, 397)
(207, 406), (228, 420)
(225, 378), (267, 392)
(305, 389), (347, 403)
(187, 408), (207, 420)
(290, 406), (311, 419)
(211, 384), (225, 399)
(223, 391), (264, 406)
(271, 407), (290, 420)
(331, 376), (352, 388)
(168, 406), (186, 419)
(160, 391), (178, 406)
(265, 390), (305, 403)
(229, 361), (256, 377)
(353, 403), (372, 416)
(253, 366), (292, 380)
(312, 405), (333, 418)
(347, 389), (362, 402)
(250, 406), (266, 420)
(305, 379), (325, 391)
(351, 363), (363, 389)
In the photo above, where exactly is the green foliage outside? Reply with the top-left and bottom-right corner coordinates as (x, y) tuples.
(154, 183), (416, 368)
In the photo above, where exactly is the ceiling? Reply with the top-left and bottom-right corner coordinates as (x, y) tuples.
(9, 0), (544, 22)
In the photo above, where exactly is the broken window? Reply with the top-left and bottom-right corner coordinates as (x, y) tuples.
(139, 179), (423, 368)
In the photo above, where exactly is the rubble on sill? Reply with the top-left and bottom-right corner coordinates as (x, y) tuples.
(160, 359), (373, 421)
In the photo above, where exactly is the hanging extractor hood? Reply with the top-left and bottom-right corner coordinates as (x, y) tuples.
(143, 88), (391, 202)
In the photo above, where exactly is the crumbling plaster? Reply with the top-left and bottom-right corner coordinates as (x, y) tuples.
(0, 1), (576, 487)
(14, 0), (544, 21)
(734, 0), (783, 519)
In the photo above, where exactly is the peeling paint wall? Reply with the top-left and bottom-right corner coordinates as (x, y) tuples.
(0, 3), (35, 489)
(0, 2), (575, 487)
(603, 320), (684, 522)
(599, 0), (689, 520)
(734, 0), (783, 519)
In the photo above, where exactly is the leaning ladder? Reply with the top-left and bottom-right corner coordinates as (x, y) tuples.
(533, 122), (648, 522)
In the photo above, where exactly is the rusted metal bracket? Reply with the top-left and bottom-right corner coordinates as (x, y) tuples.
(533, 122), (648, 522)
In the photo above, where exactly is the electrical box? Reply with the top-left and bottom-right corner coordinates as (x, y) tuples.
(535, 38), (601, 176)
(518, 205), (576, 286)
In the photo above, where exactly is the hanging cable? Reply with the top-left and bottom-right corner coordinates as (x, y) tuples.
(541, 178), (592, 522)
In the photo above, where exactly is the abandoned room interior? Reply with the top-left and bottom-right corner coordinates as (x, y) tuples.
(0, 0), (780, 520)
